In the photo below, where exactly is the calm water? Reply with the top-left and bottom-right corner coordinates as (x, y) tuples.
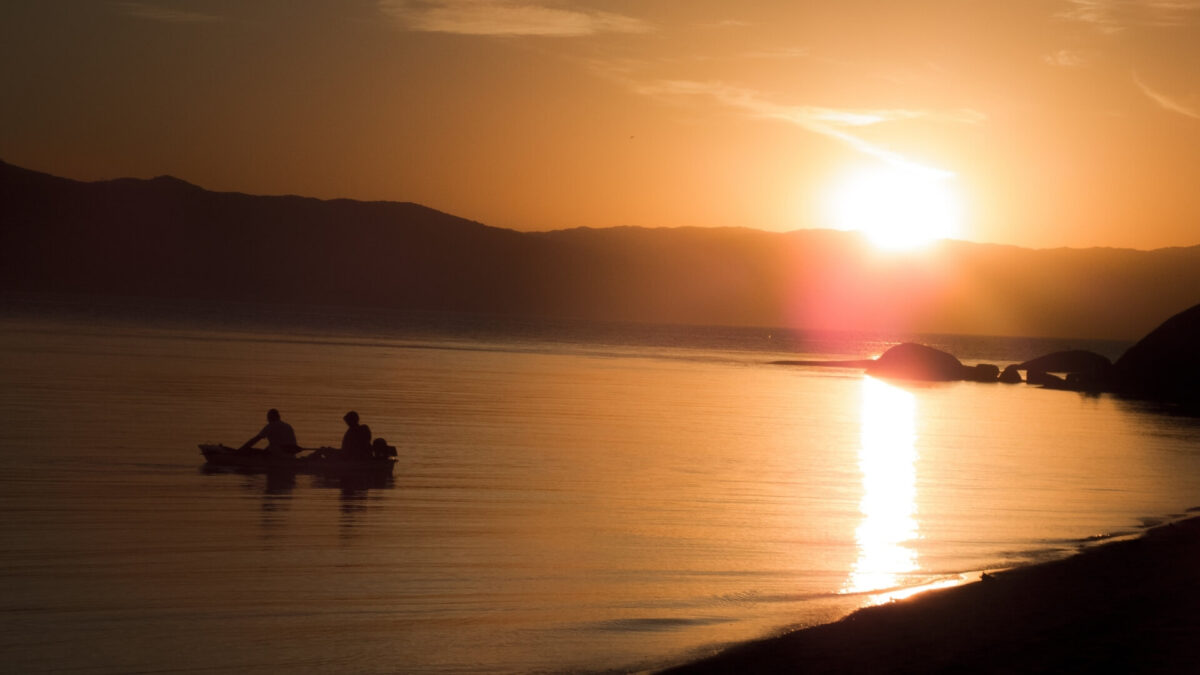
(2, 302), (1199, 673)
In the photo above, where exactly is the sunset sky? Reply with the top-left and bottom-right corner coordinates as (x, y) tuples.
(3, 1), (1199, 249)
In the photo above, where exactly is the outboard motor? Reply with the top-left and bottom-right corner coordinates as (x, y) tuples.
(371, 437), (398, 458)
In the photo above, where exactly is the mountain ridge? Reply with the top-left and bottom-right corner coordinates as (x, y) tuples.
(2, 160), (1197, 340)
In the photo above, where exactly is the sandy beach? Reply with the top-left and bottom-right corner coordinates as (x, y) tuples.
(662, 515), (1200, 674)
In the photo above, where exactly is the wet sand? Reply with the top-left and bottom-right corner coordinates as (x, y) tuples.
(662, 516), (1200, 674)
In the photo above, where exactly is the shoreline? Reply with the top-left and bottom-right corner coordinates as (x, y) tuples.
(659, 514), (1200, 674)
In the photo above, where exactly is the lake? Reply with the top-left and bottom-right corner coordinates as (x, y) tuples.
(2, 299), (1199, 673)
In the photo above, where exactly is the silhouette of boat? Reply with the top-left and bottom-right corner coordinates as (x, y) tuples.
(199, 443), (396, 475)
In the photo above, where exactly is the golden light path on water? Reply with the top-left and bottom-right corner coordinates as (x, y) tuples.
(845, 376), (920, 596)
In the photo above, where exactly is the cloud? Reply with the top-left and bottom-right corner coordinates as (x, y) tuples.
(378, 0), (650, 37)
(1058, 0), (1124, 33)
(637, 80), (984, 178)
(693, 19), (754, 30)
(1044, 49), (1089, 67)
(1058, 0), (1200, 33)
(114, 2), (222, 23)
(1133, 71), (1200, 119)
(740, 47), (812, 61)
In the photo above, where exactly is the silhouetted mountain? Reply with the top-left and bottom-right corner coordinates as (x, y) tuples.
(3, 160), (1198, 339)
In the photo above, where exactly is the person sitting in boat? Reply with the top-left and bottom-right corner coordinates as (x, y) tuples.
(341, 410), (372, 459)
(238, 408), (301, 457)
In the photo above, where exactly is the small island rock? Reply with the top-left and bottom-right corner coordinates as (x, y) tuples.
(867, 343), (966, 382)
(1115, 302), (1200, 405)
(1025, 369), (1066, 388)
(1017, 350), (1112, 375)
(966, 363), (1001, 383)
(999, 365), (1023, 383)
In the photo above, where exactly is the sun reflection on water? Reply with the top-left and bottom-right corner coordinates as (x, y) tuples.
(844, 376), (920, 595)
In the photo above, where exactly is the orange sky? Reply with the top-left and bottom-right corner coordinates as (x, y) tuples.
(2, 1), (1199, 249)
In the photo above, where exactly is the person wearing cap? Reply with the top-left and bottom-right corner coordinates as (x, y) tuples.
(239, 408), (300, 456)
(340, 410), (372, 459)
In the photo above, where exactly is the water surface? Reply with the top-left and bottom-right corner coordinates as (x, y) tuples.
(1, 306), (1198, 673)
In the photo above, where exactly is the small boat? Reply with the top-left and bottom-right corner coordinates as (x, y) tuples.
(199, 443), (397, 475)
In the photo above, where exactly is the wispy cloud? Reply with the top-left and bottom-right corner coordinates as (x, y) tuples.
(693, 19), (753, 30)
(378, 0), (650, 37)
(1058, 0), (1200, 33)
(739, 47), (812, 61)
(636, 80), (984, 178)
(1044, 49), (1089, 67)
(1058, 0), (1124, 33)
(114, 2), (222, 23)
(1133, 71), (1200, 119)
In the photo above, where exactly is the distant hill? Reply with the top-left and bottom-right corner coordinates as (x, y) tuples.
(2, 160), (1198, 340)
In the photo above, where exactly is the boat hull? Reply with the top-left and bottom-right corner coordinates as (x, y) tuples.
(199, 444), (396, 475)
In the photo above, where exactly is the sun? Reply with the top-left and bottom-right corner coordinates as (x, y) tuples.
(825, 166), (963, 250)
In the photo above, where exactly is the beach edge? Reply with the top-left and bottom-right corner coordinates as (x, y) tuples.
(658, 514), (1200, 674)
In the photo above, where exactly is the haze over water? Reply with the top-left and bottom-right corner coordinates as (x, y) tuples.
(3, 302), (1199, 673)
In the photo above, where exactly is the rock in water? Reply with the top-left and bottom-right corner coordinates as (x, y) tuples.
(1026, 369), (1066, 388)
(966, 363), (1001, 383)
(1017, 350), (1112, 375)
(1115, 303), (1200, 405)
(999, 365), (1023, 383)
(867, 343), (966, 382)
